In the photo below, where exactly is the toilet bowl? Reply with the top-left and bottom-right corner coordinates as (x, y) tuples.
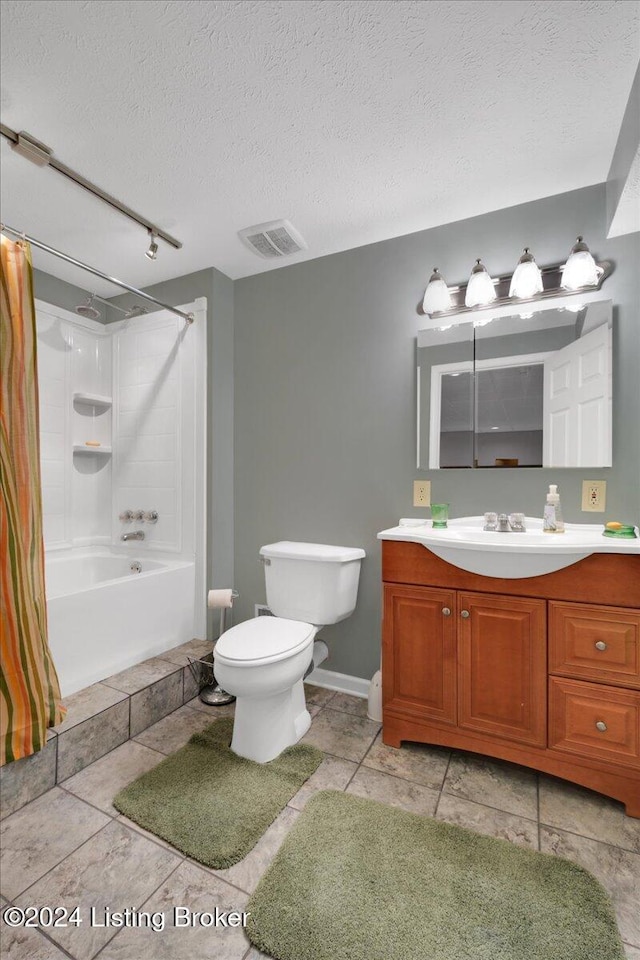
(213, 540), (365, 763)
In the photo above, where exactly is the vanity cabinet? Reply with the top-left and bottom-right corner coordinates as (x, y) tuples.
(382, 541), (640, 817)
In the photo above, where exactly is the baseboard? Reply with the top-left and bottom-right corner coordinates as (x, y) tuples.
(305, 666), (370, 699)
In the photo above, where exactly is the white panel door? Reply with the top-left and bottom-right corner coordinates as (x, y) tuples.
(543, 323), (611, 466)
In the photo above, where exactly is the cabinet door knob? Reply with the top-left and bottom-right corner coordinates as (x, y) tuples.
(442, 607), (451, 617)
(595, 720), (607, 732)
(594, 641), (608, 651)
(461, 610), (470, 619)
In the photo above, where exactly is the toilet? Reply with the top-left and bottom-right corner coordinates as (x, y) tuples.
(213, 541), (365, 763)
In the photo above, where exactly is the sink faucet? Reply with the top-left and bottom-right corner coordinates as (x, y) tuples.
(121, 530), (145, 541)
(485, 513), (526, 533)
(497, 514), (510, 532)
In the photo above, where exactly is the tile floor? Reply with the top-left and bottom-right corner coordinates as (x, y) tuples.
(1, 685), (638, 960)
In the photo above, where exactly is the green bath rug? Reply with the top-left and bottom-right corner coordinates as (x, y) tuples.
(246, 790), (624, 960)
(113, 718), (322, 868)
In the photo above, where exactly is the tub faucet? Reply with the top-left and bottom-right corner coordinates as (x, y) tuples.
(122, 530), (145, 542)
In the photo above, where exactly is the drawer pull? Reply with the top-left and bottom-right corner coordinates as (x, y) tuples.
(595, 720), (608, 732)
(461, 610), (470, 619)
(594, 641), (608, 651)
(442, 607), (451, 617)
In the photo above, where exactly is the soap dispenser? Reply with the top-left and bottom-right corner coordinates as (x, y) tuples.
(543, 484), (565, 533)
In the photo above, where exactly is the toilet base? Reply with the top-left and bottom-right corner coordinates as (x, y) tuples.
(231, 679), (311, 763)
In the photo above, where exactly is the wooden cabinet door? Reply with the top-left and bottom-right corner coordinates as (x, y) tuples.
(383, 584), (457, 725)
(458, 592), (547, 746)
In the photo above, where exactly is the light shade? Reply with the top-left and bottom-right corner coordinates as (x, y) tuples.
(422, 268), (452, 314)
(509, 248), (543, 299)
(465, 259), (496, 308)
(561, 236), (599, 290)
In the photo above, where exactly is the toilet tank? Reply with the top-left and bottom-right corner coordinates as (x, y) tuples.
(259, 542), (365, 626)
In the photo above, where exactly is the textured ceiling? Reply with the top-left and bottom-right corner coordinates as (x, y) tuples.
(1, 0), (639, 294)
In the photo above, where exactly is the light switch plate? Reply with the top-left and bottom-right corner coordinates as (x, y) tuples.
(413, 480), (431, 507)
(582, 480), (607, 512)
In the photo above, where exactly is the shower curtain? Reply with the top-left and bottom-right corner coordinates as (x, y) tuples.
(1, 234), (65, 765)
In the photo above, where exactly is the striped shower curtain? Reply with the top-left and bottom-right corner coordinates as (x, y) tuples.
(1, 234), (66, 765)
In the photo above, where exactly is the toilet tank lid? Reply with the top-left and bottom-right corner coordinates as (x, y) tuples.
(260, 541), (366, 563)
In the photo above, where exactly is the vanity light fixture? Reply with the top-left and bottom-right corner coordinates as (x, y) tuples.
(418, 234), (612, 321)
(145, 231), (159, 261)
(465, 260), (497, 308)
(422, 268), (453, 314)
(560, 236), (601, 290)
(509, 248), (543, 299)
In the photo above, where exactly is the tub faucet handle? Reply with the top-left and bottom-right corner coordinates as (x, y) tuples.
(119, 510), (134, 523)
(133, 509), (145, 522)
(144, 510), (159, 524)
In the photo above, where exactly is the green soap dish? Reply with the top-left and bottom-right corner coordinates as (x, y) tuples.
(602, 525), (637, 538)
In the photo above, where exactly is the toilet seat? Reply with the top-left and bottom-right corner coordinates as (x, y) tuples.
(215, 616), (315, 666)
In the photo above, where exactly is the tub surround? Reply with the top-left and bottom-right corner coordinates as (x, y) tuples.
(380, 536), (640, 816)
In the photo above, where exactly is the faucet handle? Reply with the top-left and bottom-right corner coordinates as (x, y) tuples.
(483, 512), (498, 531)
(133, 509), (145, 522)
(509, 512), (526, 532)
(144, 510), (159, 524)
(119, 510), (134, 523)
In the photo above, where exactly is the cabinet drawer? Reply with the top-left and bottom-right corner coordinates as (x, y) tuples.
(549, 677), (640, 767)
(549, 602), (640, 689)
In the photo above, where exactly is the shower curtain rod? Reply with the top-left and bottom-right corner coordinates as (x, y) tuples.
(0, 224), (194, 324)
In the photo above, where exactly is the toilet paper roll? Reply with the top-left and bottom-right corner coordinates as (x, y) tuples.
(207, 588), (235, 609)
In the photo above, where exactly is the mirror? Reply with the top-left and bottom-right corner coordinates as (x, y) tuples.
(417, 299), (612, 469)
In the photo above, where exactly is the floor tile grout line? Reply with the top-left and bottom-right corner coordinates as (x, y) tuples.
(434, 751), (453, 818)
(90, 858), (186, 960)
(0, 895), (79, 960)
(537, 821), (640, 859)
(10, 817), (115, 904)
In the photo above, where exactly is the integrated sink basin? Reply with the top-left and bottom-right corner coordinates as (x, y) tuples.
(378, 516), (640, 578)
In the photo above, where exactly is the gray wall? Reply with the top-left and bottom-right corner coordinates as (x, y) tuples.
(109, 269), (235, 641)
(33, 269), (92, 313)
(234, 183), (640, 681)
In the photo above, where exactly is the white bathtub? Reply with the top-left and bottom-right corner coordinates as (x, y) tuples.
(45, 548), (196, 696)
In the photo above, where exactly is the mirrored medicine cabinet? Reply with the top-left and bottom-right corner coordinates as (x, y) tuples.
(417, 298), (612, 470)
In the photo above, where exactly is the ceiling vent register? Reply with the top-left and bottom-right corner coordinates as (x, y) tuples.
(238, 219), (308, 259)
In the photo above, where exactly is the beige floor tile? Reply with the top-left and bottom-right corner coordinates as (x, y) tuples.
(363, 732), (450, 790)
(0, 917), (69, 959)
(624, 944), (640, 959)
(14, 820), (181, 960)
(540, 825), (640, 947)
(443, 752), (538, 820)
(301, 707), (380, 762)
(211, 806), (300, 895)
(62, 740), (164, 815)
(134, 704), (219, 754)
(303, 683), (336, 707)
(436, 793), (539, 849)
(98, 860), (249, 960)
(347, 765), (439, 816)
(329, 692), (370, 718)
(0, 787), (110, 900)
(288, 754), (358, 810)
(539, 775), (640, 854)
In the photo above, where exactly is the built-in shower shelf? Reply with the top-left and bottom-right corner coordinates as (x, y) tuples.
(73, 392), (112, 408)
(72, 444), (112, 455)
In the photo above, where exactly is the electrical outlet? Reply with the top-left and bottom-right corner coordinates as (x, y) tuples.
(582, 480), (607, 512)
(413, 480), (431, 508)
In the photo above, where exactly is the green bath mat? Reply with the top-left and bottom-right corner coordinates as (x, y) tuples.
(246, 790), (624, 960)
(113, 718), (322, 868)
